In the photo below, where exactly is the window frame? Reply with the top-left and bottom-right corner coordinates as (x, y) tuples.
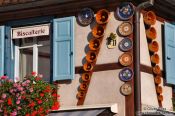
(14, 37), (50, 81)
(5, 16), (53, 82)
(5, 16), (75, 82)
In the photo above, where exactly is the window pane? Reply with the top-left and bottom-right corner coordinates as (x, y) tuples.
(19, 48), (33, 80)
(20, 37), (34, 47)
(38, 36), (50, 82)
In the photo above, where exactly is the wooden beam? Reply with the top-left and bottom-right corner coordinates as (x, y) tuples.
(0, 0), (118, 24)
(140, 64), (164, 77)
(75, 63), (164, 78)
(75, 62), (123, 74)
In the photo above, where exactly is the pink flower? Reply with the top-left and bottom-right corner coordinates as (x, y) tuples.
(21, 91), (25, 94)
(38, 74), (43, 78)
(16, 100), (20, 105)
(15, 77), (20, 81)
(29, 88), (33, 92)
(17, 96), (21, 100)
(18, 87), (23, 91)
(2, 93), (6, 99)
(13, 83), (18, 87)
(0, 100), (4, 103)
(10, 89), (14, 93)
(17, 107), (21, 110)
(22, 82), (27, 87)
(26, 80), (31, 84)
(7, 79), (13, 82)
(16, 93), (19, 97)
(1, 76), (7, 79)
(11, 111), (17, 116)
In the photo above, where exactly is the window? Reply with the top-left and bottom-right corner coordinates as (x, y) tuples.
(164, 22), (175, 85)
(0, 16), (75, 81)
(14, 36), (50, 82)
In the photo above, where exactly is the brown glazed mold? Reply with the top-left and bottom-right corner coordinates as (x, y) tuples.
(148, 41), (159, 53)
(92, 25), (105, 38)
(152, 65), (161, 75)
(154, 76), (161, 85)
(82, 73), (91, 82)
(146, 27), (157, 40)
(80, 83), (88, 91)
(151, 53), (160, 64)
(83, 62), (94, 71)
(86, 51), (97, 62)
(77, 91), (85, 98)
(156, 86), (163, 94)
(157, 95), (163, 102)
(96, 9), (110, 24)
(89, 38), (101, 51)
(143, 11), (156, 26)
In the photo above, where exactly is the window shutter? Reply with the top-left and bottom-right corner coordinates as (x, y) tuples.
(165, 22), (175, 85)
(53, 17), (75, 81)
(0, 26), (4, 76)
(5, 26), (14, 79)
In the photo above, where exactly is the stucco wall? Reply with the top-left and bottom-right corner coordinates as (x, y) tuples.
(58, 12), (125, 116)
(59, 70), (125, 116)
(140, 14), (173, 111)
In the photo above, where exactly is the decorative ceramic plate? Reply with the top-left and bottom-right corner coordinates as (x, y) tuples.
(119, 53), (133, 66)
(119, 67), (133, 82)
(78, 8), (94, 26)
(119, 38), (133, 51)
(118, 22), (133, 36)
(120, 83), (132, 96)
(117, 2), (134, 20)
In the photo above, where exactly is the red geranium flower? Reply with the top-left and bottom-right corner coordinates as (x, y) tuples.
(45, 110), (49, 114)
(40, 93), (44, 97)
(51, 101), (60, 110)
(1, 76), (8, 80)
(31, 111), (37, 116)
(28, 102), (35, 107)
(7, 98), (12, 105)
(37, 99), (42, 104)
(31, 72), (36, 76)
(52, 93), (57, 97)
(35, 77), (41, 81)
(38, 107), (43, 113)
(22, 96), (26, 99)
(43, 86), (51, 93)
(25, 114), (30, 116)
